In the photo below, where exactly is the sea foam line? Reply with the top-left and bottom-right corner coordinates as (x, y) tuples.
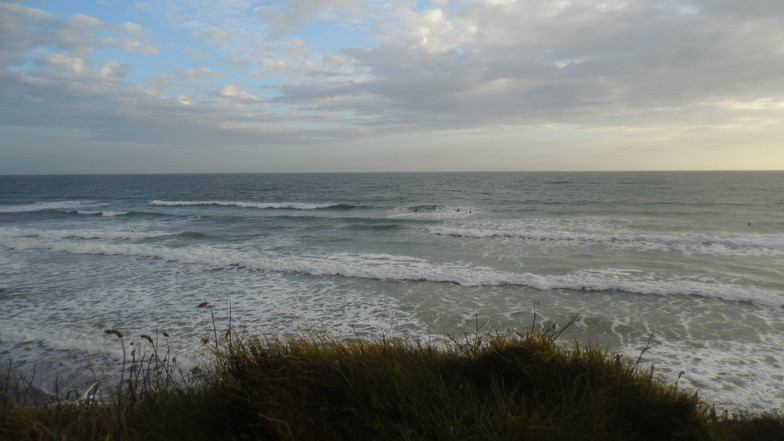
(1, 232), (781, 307)
(427, 226), (784, 255)
(0, 201), (96, 214)
(150, 200), (345, 210)
(70, 210), (128, 217)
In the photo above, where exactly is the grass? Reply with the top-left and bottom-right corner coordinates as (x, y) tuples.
(1, 306), (782, 441)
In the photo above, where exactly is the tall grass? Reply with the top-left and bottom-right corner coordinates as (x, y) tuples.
(1, 305), (782, 441)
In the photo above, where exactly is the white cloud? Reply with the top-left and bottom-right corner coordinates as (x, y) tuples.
(218, 83), (259, 101)
(178, 95), (194, 105)
(64, 14), (103, 29)
(323, 53), (347, 65)
(289, 38), (309, 53)
(42, 53), (90, 75)
(380, 8), (476, 54)
(122, 22), (147, 35)
(96, 59), (127, 80)
(258, 58), (286, 73)
(198, 29), (233, 42)
(118, 37), (158, 55)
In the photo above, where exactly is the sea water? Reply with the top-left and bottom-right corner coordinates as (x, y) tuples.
(0, 172), (782, 410)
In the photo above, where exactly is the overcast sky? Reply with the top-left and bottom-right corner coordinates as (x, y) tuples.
(1, 0), (783, 174)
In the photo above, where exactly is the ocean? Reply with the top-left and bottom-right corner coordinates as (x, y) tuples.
(1, 171), (782, 411)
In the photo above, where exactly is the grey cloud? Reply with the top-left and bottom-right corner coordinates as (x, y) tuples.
(0, 2), (340, 159)
(269, 0), (784, 132)
(0, 3), (156, 64)
(0, 68), (304, 149)
(3, 0), (784, 169)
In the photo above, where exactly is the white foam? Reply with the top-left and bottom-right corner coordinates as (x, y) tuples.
(427, 225), (784, 256)
(0, 201), (95, 213)
(557, 269), (784, 307)
(2, 230), (780, 307)
(150, 200), (337, 210)
(72, 210), (128, 217)
(0, 318), (126, 362)
(628, 337), (784, 412)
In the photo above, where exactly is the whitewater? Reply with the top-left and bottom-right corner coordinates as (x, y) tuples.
(0, 172), (782, 411)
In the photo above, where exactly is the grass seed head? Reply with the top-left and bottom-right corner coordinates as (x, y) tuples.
(104, 329), (124, 338)
(198, 302), (210, 308)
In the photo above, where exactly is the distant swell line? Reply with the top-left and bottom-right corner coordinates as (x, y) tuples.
(0, 201), (95, 214)
(427, 227), (784, 254)
(68, 210), (128, 217)
(150, 200), (357, 210)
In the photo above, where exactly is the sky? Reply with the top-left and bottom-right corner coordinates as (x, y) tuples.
(1, 0), (784, 174)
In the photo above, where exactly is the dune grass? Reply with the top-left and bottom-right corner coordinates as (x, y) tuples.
(1, 308), (782, 440)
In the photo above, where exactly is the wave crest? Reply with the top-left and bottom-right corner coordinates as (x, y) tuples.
(1, 229), (780, 307)
(150, 200), (353, 210)
(427, 226), (784, 256)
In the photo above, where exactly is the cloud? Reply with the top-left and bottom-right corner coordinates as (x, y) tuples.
(0, 62), (294, 152)
(323, 52), (347, 65)
(117, 37), (158, 55)
(41, 53), (90, 75)
(221, 57), (249, 65)
(135, 0), (269, 46)
(378, 8), (476, 54)
(147, 66), (225, 90)
(218, 83), (259, 101)
(186, 49), (210, 58)
(196, 29), (233, 42)
(258, 0), (365, 35)
(256, 58), (286, 74)
(65, 13), (103, 29)
(1, 3), (158, 63)
(4, 0), (784, 173)
(96, 59), (129, 81)
(0, 4), (285, 148)
(268, 0), (784, 134)
(122, 22), (147, 35)
(289, 38), (309, 53)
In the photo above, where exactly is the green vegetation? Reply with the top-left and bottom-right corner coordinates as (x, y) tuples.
(2, 308), (782, 441)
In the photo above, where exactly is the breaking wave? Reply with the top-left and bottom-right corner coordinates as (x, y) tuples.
(0, 201), (95, 214)
(150, 200), (359, 210)
(426, 226), (784, 256)
(1, 227), (781, 307)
